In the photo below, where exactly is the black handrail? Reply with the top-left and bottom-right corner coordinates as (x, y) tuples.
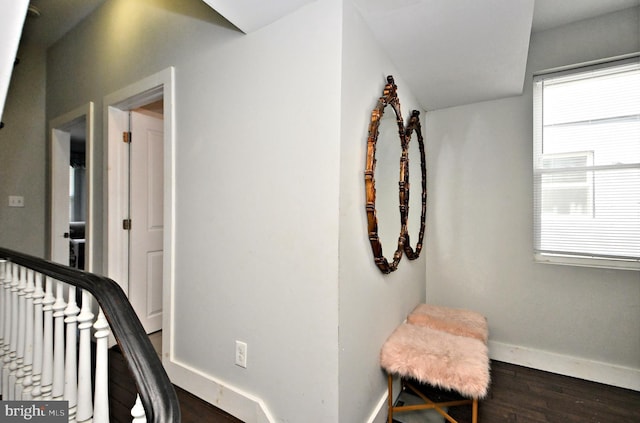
(0, 247), (181, 423)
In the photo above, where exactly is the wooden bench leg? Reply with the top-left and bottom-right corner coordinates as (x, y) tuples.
(386, 374), (481, 423)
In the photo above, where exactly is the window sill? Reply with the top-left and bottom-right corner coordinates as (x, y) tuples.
(534, 253), (640, 271)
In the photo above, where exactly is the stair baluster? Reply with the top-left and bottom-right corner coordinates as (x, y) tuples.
(40, 275), (55, 400)
(0, 259), (6, 396)
(64, 285), (80, 421)
(51, 281), (66, 400)
(131, 394), (147, 422)
(6, 263), (19, 400)
(76, 290), (94, 422)
(23, 271), (44, 400)
(19, 268), (35, 398)
(1, 262), (10, 397)
(93, 308), (110, 423)
(13, 265), (27, 399)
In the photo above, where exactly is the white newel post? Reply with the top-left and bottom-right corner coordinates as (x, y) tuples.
(18, 268), (35, 398)
(7, 263), (20, 399)
(2, 262), (13, 397)
(24, 272), (44, 400)
(40, 276), (56, 400)
(93, 308), (110, 423)
(64, 286), (80, 422)
(131, 394), (147, 423)
(52, 281), (67, 400)
(76, 290), (94, 423)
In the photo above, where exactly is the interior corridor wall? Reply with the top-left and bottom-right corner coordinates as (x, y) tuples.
(0, 42), (46, 257)
(424, 7), (640, 387)
(338, 2), (427, 421)
(46, 0), (343, 421)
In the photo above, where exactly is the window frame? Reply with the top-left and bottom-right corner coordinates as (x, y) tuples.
(532, 54), (640, 271)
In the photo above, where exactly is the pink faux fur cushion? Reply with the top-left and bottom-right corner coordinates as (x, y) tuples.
(380, 323), (490, 399)
(407, 304), (488, 343)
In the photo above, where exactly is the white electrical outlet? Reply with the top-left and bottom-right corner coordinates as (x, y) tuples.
(235, 340), (247, 368)
(8, 196), (24, 208)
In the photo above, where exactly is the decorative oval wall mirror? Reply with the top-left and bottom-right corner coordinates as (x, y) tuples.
(404, 110), (427, 259)
(364, 76), (407, 274)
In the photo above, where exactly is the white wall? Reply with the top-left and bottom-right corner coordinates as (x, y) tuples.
(0, 0), (28, 122)
(338, 2), (427, 421)
(47, 0), (343, 421)
(425, 7), (640, 390)
(0, 42), (46, 257)
(170, 1), (343, 421)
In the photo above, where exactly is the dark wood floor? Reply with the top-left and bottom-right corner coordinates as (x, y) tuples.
(109, 346), (243, 423)
(396, 361), (640, 423)
(110, 346), (640, 423)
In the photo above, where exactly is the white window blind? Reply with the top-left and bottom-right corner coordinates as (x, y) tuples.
(533, 56), (640, 270)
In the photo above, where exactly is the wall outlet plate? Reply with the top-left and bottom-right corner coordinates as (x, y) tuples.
(8, 196), (24, 207)
(235, 340), (247, 368)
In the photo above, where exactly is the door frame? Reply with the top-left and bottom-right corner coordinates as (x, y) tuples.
(49, 102), (95, 271)
(103, 67), (175, 341)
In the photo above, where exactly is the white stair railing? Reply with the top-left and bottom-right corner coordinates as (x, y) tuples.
(0, 253), (180, 423)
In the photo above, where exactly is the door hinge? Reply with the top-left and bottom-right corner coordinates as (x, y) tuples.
(123, 219), (132, 230)
(123, 131), (132, 143)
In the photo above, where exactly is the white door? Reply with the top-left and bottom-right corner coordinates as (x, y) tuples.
(51, 128), (71, 265)
(128, 109), (164, 334)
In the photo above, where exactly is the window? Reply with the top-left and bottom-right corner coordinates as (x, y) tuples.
(540, 151), (594, 216)
(533, 56), (640, 270)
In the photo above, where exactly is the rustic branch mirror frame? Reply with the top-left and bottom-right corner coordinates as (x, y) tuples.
(403, 110), (427, 260)
(365, 76), (408, 274)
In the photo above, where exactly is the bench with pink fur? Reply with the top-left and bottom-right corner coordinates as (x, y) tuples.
(407, 303), (488, 344)
(380, 304), (490, 423)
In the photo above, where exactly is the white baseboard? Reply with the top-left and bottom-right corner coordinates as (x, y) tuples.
(164, 357), (275, 423)
(367, 375), (406, 423)
(489, 341), (640, 391)
(366, 389), (390, 423)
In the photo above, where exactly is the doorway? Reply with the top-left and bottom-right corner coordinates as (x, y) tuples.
(104, 68), (175, 340)
(49, 102), (94, 271)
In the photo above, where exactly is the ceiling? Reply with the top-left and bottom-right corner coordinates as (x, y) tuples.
(200, 0), (313, 33)
(531, 0), (639, 32)
(20, 0), (106, 47)
(18, 0), (640, 111)
(354, 0), (535, 110)
(352, 0), (639, 110)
